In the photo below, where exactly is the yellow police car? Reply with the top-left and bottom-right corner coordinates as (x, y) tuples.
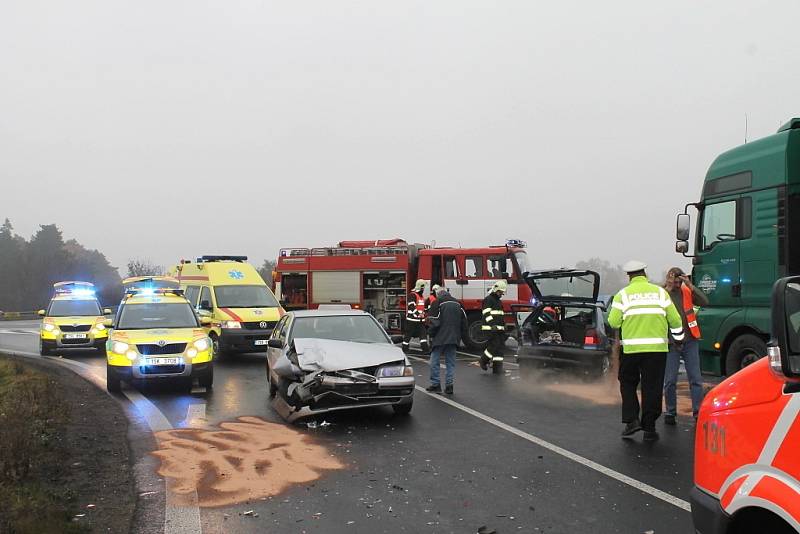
(39, 281), (111, 355)
(105, 285), (214, 393)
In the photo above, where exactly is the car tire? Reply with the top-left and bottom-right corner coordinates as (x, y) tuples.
(725, 334), (767, 375)
(39, 339), (53, 356)
(198, 366), (214, 389)
(210, 334), (227, 361)
(585, 353), (612, 381)
(463, 314), (489, 352)
(106, 366), (121, 393)
(392, 401), (412, 416)
(95, 340), (107, 355)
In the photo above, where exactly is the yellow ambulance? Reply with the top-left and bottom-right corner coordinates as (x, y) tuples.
(105, 285), (214, 392)
(39, 281), (110, 355)
(169, 255), (284, 357)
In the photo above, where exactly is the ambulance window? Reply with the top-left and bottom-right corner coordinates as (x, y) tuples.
(184, 286), (200, 307)
(487, 256), (507, 279)
(444, 256), (458, 279)
(200, 287), (213, 310)
(465, 256), (483, 279)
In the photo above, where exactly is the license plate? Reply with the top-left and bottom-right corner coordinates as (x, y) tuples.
(146, 358), (180, 366)
(254, 339), (268, 346)
(64, 333), (87, 339)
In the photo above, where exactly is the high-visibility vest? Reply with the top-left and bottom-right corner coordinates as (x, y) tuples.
(681, 284), (702, 339)
(407, 291), (425, 321)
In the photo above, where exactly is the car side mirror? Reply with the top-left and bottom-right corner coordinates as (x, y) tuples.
(770, 276), (800, 379)
(279, 300), (287, 307)
(676, 213), (691, 241)
(103, 308), (112, 315)
(676, 241), (689, 254)
(37, 309), (46, 316)
(200, 317), (213, 326)
(268, 339), (284, 349)
(390, 334), (404, 344)
(102, 318), (113, 327)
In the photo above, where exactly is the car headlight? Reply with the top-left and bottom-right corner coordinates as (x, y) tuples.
(193, 338), (210, 351)
(223, 321), (241, 329)
(112, 341), (130, 354)
(377, 364), (413, 378)
(44, 323), (57, 332)
(186, 348), (198, 358)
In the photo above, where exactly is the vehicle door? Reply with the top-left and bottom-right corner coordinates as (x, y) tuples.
(199, 286), (215, 317)
(460, 255), (486, 302)
(267, 315), (291, 371)
(694, 196), (743, 307)
(442, 255), (462, 299)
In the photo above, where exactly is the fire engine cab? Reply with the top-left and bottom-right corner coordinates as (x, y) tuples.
(274, 239), (532, 350)
(692, 276), (800, 534)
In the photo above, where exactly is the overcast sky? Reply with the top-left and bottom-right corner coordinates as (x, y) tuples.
(2, 1), (799, 277)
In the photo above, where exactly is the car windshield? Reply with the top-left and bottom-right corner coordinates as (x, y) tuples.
(214, 285), (279, 308)
(290, 315), (389, 344)
(48, 299), (102, 317)
(514, 251), (530, 276)
(117, 303), (198, 329)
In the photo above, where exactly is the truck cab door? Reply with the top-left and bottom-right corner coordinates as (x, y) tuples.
(443, 255), (462, 299)
(694, 197), (742, 307)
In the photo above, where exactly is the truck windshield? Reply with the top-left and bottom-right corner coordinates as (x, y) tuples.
(214, 285), (279, 308)
(117, 303), (199, 329)
(290, 315), (389, 344)
(48, 299), (102, 317)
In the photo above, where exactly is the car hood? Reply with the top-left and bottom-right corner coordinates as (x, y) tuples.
(45, 316), (102, 326)
(293, 338), (405, 372)
(110, 328), (206, 343)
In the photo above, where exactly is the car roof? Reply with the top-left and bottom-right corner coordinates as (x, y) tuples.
(51, 295), (99, 302)
(289, 309), (371, 318)
(123, 294), (189, 305)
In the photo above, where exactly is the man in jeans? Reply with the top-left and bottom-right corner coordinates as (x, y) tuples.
(663, 268), (709, 425)
(425, 287), (467, 394)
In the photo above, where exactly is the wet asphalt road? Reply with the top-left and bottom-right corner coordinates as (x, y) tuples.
(0, 321), (697, 534)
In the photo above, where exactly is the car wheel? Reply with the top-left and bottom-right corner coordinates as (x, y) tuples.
(106, 366), (121, 393)
(210, 334), (226, 361)
(464, 314), (489, 352)
(725, 334), (767, 375)
(393, 401), (412, 415)
(39, 338), (52, 356)
(198, 366), (214, 389)
(266, 366), (277, 398)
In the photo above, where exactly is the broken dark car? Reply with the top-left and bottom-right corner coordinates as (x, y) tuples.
(515, 269), (612, 380)
(266, 309), (415, 422)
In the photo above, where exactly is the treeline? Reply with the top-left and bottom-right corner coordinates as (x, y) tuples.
(0, 220), (122, 311)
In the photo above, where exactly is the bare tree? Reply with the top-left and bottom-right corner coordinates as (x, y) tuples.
(126, 259), (164, 278)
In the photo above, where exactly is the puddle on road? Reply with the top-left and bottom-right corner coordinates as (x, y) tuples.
(152, 416), (344, 507)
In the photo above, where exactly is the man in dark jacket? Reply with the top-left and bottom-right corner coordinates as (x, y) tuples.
(426, 288), (467, 394)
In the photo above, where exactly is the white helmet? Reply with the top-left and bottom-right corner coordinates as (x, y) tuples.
(414, 279), (426, 292)
(491, 280), (508, 294)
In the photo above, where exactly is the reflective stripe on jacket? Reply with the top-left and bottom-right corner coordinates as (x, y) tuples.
(681, 284), (701, 339)
(481, 292), (506, 332)
(406, 290), (425, 322)
(608, 276), (684, 354)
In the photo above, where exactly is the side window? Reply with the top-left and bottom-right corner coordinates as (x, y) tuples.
(700, 200), (737, 251)
(465, 256), (483, 279)
(487, 256), (508, 279)
(444, 256), (458, 278)
(272, 316), (288, 339)
(184, 286), (200, 307)
(279, 317), (291, 342)
(200, 287), (213, 310)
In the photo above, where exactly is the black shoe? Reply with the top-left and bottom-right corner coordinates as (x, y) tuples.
(444, 384), (453, 395)
(479, 355), (489, 371)
(643, 430), (660, 442)
(621, 420), (642, 439)
(426, 384), (441, 393)
(664, 414), (676, 426)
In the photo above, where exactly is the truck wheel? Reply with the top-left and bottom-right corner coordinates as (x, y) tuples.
(106, 366), (121, 393)
(725, 334), (767, 375)
(198, 366), (214, 389)
(464, 314), (489, 352)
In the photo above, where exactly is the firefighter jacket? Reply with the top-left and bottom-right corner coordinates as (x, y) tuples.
(481, 292), (506, 332)
(406, 290), (425, 322)
(608, 276), (685, 354)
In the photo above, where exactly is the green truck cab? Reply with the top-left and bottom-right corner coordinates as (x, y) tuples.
(676, 118), (800, 375)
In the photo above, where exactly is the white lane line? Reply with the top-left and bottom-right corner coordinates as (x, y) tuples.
(185, 402), (207, 427)
(0, 329), (38, 335)
(414, 386), (692, 512)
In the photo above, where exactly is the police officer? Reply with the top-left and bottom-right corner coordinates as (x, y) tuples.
(608, 261), (684, 441)
(403, 279), (429, 353)
(480, 280), (507, 371)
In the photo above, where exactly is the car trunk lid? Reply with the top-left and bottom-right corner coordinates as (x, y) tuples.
(524, 269), (600, 305)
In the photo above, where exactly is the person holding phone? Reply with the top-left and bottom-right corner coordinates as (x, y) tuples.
(663, 267), (709, 425)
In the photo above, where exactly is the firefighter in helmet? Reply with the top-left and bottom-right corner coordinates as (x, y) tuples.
(403, 279), (429, 353)
(480, 280), (507, 370)
(426, 284), (441, 312)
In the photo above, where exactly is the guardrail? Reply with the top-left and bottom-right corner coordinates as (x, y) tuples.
(0, 311), (40, 321)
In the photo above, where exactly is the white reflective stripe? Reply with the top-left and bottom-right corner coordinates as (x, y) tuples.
(622, 308), (666, 319)
(482, 307), (493, 314)
(484, 349), (493, 357)
(620, 338), (667, 346)
(687, 321), (698, 328)
(670, 327), (684, 334)
(672, 333), (685, 341)
(490, 310), (505, 315)
(485, 316), (494, 322)
(492, 357), (504, 361)
(612, 302), (625, 311)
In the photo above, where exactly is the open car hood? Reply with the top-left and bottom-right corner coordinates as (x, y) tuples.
(292, 338), (405, 372)
(524, 269), (600, 305)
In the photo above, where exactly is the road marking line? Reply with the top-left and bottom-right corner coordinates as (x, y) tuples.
(414, 385), (692, 512)
(185, 402), (207, 427)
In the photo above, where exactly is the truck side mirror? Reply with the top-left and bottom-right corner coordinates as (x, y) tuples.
(769, 276), (800, 379)
(676, 241), (689, 254)
(676, 213), (691, 241)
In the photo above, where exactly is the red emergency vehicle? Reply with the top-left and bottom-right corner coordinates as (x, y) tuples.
(274, 238), (532, 350)
(691, 276), (800, 534)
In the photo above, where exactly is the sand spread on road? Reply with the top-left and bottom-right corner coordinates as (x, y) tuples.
(152, 416), (344, 507)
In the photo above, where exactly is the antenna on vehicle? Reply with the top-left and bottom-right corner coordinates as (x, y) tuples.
(744, 113), (748, 143)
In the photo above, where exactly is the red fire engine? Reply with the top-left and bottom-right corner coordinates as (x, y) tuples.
(274, 238), (532, 350)
(691, 276), (800, 534)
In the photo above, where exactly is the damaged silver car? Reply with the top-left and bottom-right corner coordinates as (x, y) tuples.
(266, 309), (415, 422)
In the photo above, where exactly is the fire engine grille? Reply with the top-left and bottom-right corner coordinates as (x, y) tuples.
(60, 324), (92, 332)
(136, 343), (187, 355)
